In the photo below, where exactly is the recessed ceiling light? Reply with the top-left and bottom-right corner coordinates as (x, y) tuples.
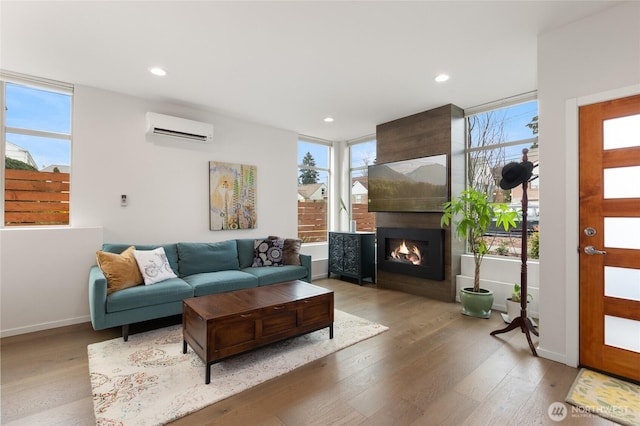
(435, 74), (450, 83)
(323, 117), (334, 123)
(149, 67), (167, 77)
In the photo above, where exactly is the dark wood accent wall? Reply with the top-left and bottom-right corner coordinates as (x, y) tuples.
(375, 104), (465, 302)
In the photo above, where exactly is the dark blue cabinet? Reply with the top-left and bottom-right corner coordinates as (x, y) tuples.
(328, 232), (375, 285)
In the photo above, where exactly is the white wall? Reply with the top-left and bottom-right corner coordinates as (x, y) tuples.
(72, 85), (299, 242)
(537, 2), (640, 364)
(0, 227), (103, 335)
(0, 85), (300, 337)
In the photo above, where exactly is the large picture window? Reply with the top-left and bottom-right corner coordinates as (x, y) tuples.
(297, 138), (330, 242)
(466, 96), (539, 258)
(2, 73), (73, 226)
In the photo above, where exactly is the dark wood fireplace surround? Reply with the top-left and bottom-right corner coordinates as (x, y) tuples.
(375, 104), (465, 302)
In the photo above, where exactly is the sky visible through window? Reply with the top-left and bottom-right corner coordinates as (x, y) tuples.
(4, 83), (72, 169)
(469, 100), (538, 171)
(351, 139), (376, 172)
(298, 141), (328, 168)
(499, 100), (538, 142)
(470, 100), (538, 147)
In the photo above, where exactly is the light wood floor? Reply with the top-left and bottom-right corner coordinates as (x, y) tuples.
(1, 278), (615, 425)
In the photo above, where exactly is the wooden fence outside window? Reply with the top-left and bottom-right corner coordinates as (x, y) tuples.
(4, 176), (377, 233)
(4, 169), (70, 226)
(297, 201), (375, 242)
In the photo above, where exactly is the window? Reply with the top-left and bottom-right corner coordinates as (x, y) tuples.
(297, 138), (330, 242)
(349, 137), (376, 232)
(466, 96), (539, 258)
(2, 73), (73, 226)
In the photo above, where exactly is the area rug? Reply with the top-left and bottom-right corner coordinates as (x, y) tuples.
(88, 309), (388, 425)
(566, 368), (640, 426)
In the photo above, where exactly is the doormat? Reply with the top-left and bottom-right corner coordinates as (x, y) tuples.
(566, 368), (640, 426)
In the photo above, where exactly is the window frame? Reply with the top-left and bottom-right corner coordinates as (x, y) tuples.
(1, 71), (74, 227)
(464, 93), (539, 258)
(297, 136), (332, 243)
(347, 135), (376, 233)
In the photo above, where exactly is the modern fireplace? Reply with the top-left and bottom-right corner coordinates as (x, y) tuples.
(377, 227), (444, 281)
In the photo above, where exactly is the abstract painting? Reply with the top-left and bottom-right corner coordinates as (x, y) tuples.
(209, 161), (257, 230)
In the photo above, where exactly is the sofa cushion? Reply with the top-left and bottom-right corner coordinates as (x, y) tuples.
(252, 238), (284, 267)
(236, 238), (262, 268)
(133, 247), (178, 285)
(106, 277), (193, 313)
(177, 241), (239, 276)
(96, 246), (143, 294)
(101, 243), (179, 276)
(242, 265), (308, 286)
(183, 270), (258, 296)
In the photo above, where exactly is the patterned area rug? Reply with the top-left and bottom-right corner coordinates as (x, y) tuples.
(88, 310), (388, 425)
(566, 368), (640, 426)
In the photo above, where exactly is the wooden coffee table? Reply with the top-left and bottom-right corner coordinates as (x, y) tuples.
(182, 280), (334, 384)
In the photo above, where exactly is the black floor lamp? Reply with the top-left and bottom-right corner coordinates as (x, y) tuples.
(490, 148), (539, 357)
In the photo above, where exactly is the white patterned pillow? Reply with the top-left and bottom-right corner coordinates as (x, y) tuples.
(133, 247), (178, 285)
(252, 239), (284, 267)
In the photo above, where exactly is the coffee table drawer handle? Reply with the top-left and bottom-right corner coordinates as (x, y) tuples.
(273, 305), (285, 310)
(240, 313), (253, 318)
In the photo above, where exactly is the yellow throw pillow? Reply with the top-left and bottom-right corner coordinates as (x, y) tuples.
(96, 246), (144, 294)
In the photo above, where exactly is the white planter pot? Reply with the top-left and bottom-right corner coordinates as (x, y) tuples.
(506, 298), (520, 322)
(506, 298), (531, 322)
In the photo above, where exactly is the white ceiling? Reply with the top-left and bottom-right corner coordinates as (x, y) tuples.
(0, 1), (619, 141)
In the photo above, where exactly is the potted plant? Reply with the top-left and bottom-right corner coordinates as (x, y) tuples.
(441, 188), (519, 318)
(506, 283), (533, 322)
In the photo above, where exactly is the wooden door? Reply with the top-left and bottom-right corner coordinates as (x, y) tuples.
(579, 94), (640, 382)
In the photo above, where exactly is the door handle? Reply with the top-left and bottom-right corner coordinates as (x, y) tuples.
(584, 245), (607, 255)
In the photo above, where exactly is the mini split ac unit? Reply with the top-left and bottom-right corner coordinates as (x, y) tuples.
(145, 112), (214, 143)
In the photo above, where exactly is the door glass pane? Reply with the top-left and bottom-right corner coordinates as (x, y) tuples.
(605, 266), (640, 301)
(604, 218), (640, 249)
(603, 114), (640, 150)
(604, 315), (640, 353)
(604, 166), (640, 198)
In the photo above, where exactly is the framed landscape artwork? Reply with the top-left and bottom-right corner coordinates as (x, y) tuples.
(209, 161), (257, 230)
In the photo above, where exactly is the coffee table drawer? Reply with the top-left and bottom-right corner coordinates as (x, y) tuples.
(212, 313), (258, 359)
(298, 294), (333, 328)
(261, 303), (298, 338)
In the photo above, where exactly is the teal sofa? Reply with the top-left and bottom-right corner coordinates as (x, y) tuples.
(89, 238), (311, 341)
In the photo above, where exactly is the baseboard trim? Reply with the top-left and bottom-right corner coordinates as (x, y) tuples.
(0, 315), (90, 338)
(536, 346), (567, 365)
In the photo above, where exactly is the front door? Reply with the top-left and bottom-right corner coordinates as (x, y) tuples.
(579, 93), (640, 382)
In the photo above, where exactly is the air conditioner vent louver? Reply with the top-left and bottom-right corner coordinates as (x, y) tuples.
(145, 112), (214, 143)
(152, 127), (209, 142)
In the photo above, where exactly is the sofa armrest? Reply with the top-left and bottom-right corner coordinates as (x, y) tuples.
(88, 265), (108, 330)
(299, 254), (312, 283)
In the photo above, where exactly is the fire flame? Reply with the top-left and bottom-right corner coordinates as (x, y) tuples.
(390, 240), (422, 265)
